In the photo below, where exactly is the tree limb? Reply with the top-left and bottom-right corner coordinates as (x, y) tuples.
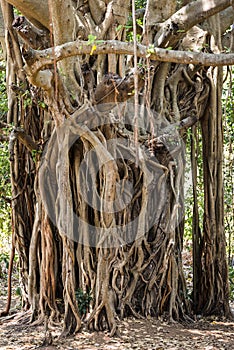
(219, 7), (234, 34)
(3, 0), (49, 29)
(154, 0), (234, 47)
(8, 127), (39, 160)
(12, 16), (50, 49)
(23, 39), (234, 82)
(48, 0), (75, 45)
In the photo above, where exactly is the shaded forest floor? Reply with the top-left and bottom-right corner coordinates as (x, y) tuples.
(0, 308), (234, 350)
(0, 252), (234, 349)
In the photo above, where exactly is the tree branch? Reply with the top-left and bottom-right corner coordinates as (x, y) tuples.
(48, 0), (75, 45)
(14, 127), (38, 151)
(154, 0), (234, 47)
(219, 7), (234, 34)
(23, 39), (234, 82)
(8, 127), (39, 160)
(12, 16), (50, 49)
(4, 0), (49, 29)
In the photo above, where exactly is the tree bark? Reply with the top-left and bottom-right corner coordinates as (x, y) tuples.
(1, 0), (232, 336)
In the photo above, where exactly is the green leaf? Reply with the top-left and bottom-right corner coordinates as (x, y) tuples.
(87, 34), (97, 45)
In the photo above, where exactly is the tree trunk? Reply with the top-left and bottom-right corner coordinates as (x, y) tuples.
(197, 65), (231, 316)
(1, 0), (233, 335)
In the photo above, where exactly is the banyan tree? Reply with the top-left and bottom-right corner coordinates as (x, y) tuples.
(0, 0), (233, 335)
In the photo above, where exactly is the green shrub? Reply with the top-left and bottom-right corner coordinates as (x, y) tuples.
(75, 289), (92, 317)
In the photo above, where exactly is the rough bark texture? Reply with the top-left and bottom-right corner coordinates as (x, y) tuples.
(0, 0), (233, 335)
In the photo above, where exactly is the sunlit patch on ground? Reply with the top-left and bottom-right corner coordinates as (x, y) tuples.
(1, 313), (234, 350)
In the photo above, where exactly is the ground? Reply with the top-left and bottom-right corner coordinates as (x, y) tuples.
(1, 254), (234, 349)
(0, 284), (234, 350)
(0, 309), (234, 350)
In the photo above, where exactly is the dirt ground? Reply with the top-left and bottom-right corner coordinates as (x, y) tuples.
(1, 262), (234, 350)
(0, 305), (234, 350)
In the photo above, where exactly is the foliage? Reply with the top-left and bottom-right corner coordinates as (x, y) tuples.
(135, 0), (146, 8)
(184, 128), (204, 243)
(125, 0), (145, 42)
(0, 64), (8, 119)
(222, 67), (234, 264)
(0, 57), (11, 252)
(75, 289), (92, 317)
(0, 142), (11, 242)
(0, 251), (9, 274)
